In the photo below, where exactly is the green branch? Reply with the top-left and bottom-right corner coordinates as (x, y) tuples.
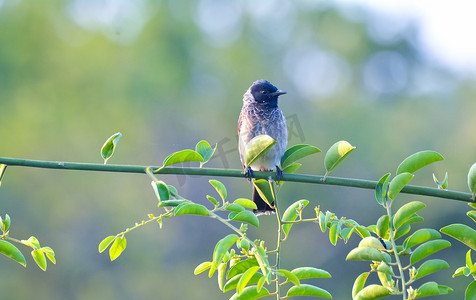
(0, 157), (472, 202)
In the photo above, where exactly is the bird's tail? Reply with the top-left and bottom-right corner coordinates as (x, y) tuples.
(252, 185), (275, 215)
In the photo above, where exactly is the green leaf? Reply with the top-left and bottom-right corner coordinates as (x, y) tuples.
(158, 200), (188, 207)
(22, 236), (40, 249)
(109, 236), (127, 261)
(162, 149), (203, 169)
(224, 273), (263, 293)
(324, 140), (355, 176)
(433, 172), (448, 189)
(358, 237), (386, 251)
(0, 164), (6, 187)
(467, 249), (473, 268)
(98, 236), (116, 253)
(0, 239), (26, 267)
(31, 249), (47, 271)
(1, 213), (11, 232)
(252, 179), (275, 208)
(403, 229), (441, 250)
(209, 179), (227, 202)
(441, 223), (476, 251)
(352, 272), (369, 299)
(282, 162), (302, 174)
(218, 262), (227, 291)
(452, 266), (466, 278)
(286, 284), (332, 299)
(233, 198), (257, 210)
(227, 258), (259, 279)
(206, 195), (219, 207)
(354, 284), (392, 300)
(214, 234), (239, 266)
(319, 211), (326, 232)
(230, 211), (260, 227)
(280, 144), (321, 170)
(414, 259), (449, 282)
(394, 224), (412, 240)
(467, 211), (476, 223)
(230, 286), (269, 300)
(465, 281), (476, 300)
(253, 245), (270, 279)
(243, 135), (277, 167)
(346, 247), (390, 263)
(278, 269), (300, 286)
(410, 240), (451, 265)
(396, 150), (444, 175)
(194, 261), (212, 275)
(375, 173), (390, 206)
(226, 203), (245, 213)
(282, 200), (309, 238)
(388, 172), (414, 200)
(376, 215), (390, 240)
(415, 281), (453, 298)
(469, 163), (476, 200)
(291, 267), (331, 280)
(151, 180), (170, 201)
(329, 221), (340, 246)
(41, 247), (56, 264)
(174, 203), (210, 217)
(393, 201), (426, 230)
(195, 140), (216, 167)
(237, 266), (261, 294)
(100, 132), (122, 164)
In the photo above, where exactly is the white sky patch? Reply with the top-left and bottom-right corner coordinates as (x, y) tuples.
(335, 0), (476, 75)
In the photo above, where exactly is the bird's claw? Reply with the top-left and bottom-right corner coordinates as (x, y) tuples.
(244, 166), (255, 183)
(276, 166), (283, 182)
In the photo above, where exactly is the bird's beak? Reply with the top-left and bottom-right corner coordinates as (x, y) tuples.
(274, 90), (287, 96)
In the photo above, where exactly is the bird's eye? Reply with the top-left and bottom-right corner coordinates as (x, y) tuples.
(260, 90), (265, 94)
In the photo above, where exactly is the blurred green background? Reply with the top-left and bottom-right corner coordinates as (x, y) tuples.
(1, 1), (476, 299)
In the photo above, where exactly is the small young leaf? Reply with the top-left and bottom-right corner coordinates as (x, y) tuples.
(195, 140), (216, 167)
(224, 273), (263, 293)
(388, 172), (414, 200)
(415, 281), (453, 298)
(393, 201), (426, 230)
(403, 228), (441, 250)
(291, 267), (331, 280)
(410, 240), (451, 265)
(0, 239), (26, 267)
(329, 221), (339, 246)
(278, 269), (300, 286)
(101, 132), (122, 164)
(441, 223), (476, 251)
(237, 266), (260, 294)
(433, 172), (448, 189)
(0, 164), (7, 187)
(217, 262), (227, 291)
(280, 144), (321, 170)
(394, 223), (412, 240)
(151, 180), (170, 201)
(41, 246), (56, 264)
(98, 236), (116, 253)
(109, 236), (127, 261)
(158, 200), (188, 207)
(233, 198), (257, 210)
(214, 234), (239, 266)
(194, 261), (212, 275)
(253, 179), (275, 208)
(162, 149), (203, 169)
(282, 200), (309, 238)
(324, 140), (355, 177)
(375, 173), (391, 206)
(230, 211), (260, 227)
(319, 211), (326, 232)
(229, 286), (269, 300)
(1, 213), (11, 232)
(206, 195), (219, 207)
(469, 163), (476, 200)
(243, 135), (276, 168)
(414, 259), (449, 282)
(286, 284), (332, 299)
(466, 249), (473, 268)
(209, 179), (227, 202)
(346, 247), (389, 263)
(352, 272), (369, 299)
(354, 284), (392, 300)
(175, 203), (210, 217)
(22, 236), (41, 249)
(396, 150), (444, 175)
(31, 249), (47, 271)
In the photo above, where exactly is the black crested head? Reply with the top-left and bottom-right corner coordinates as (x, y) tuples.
(249, 79), (286, 107)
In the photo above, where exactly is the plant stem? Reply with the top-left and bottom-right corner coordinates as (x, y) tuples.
(386, 201), (406, 299)
(0, 157), (472, 202)
(274, 190), (283, 300)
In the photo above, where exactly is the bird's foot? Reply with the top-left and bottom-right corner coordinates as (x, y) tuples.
(244, 166), (255, 183)
(275, 166), (283, 182)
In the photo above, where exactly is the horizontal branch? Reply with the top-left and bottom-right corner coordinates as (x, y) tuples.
(0, 157), (472, 202)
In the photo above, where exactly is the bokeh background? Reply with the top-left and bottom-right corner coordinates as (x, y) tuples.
(1, 0), (476, 299)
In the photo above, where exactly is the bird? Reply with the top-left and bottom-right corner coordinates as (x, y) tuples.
(238, 79), (288, 215)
